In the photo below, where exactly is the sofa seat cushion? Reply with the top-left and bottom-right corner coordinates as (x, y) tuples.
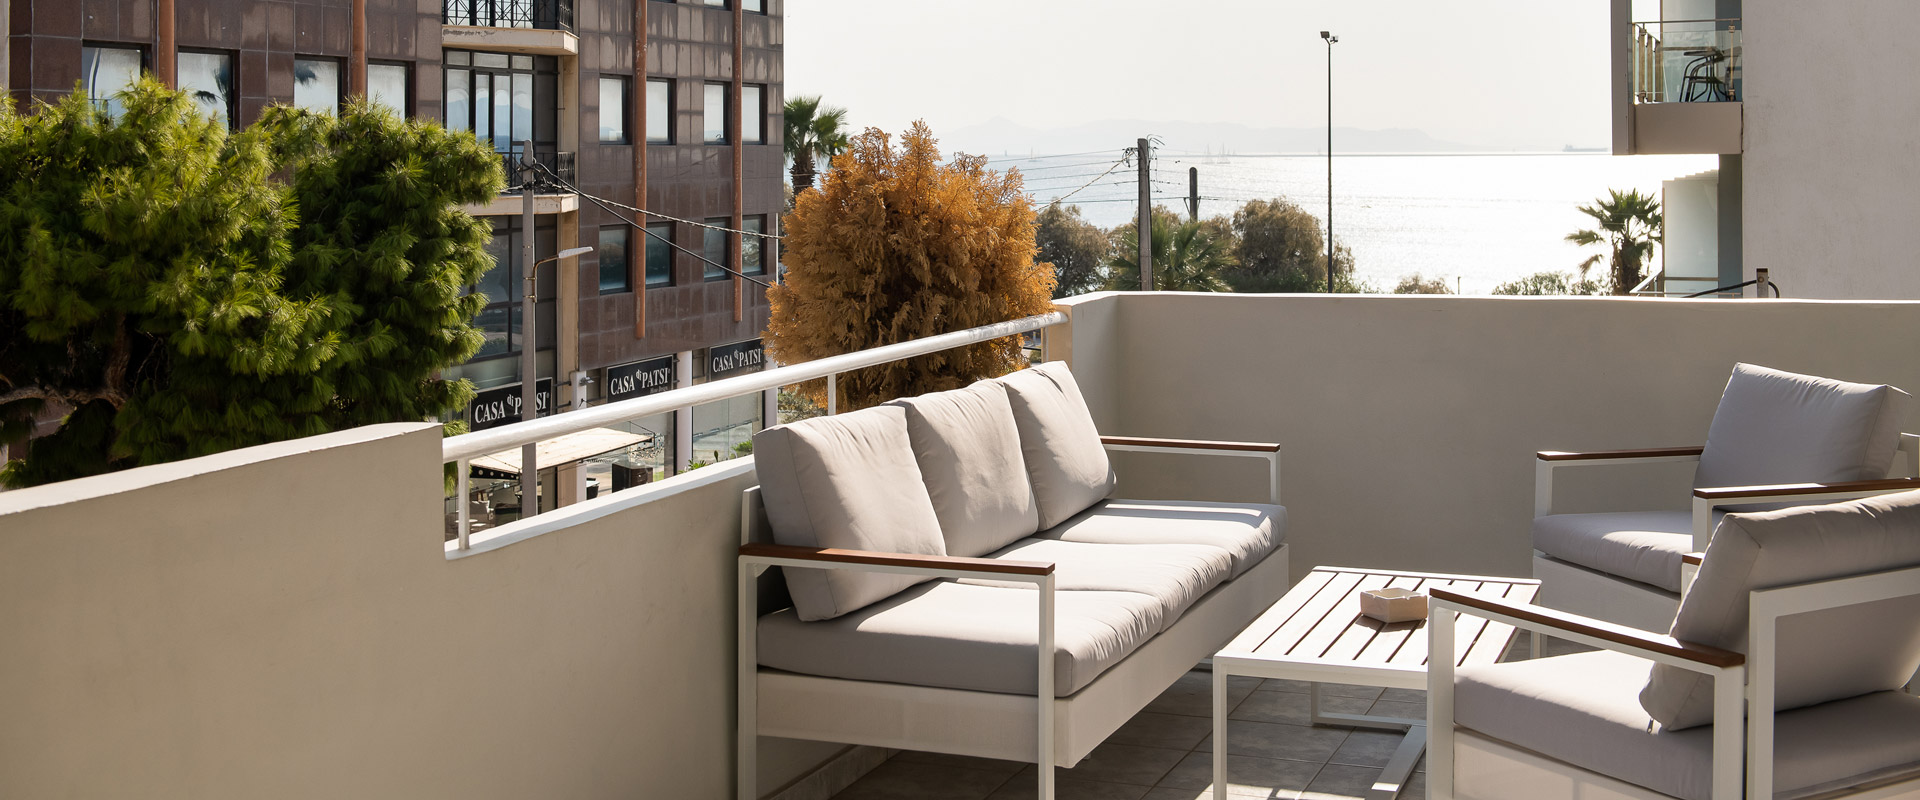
(758, 581), (1165, 696)
(887, 382), (1040, 558)
(1530, 511), (1722, 593)
(999, 362), (1117, 529)
(1456, 650), (1920, 800)
(1036, 499), (1285, 580)
(959, 538), (1234, 630)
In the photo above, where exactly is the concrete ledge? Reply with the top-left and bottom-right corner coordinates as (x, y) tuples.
(463, 193), (578, 216)
(440, 24), (579, 56)
(1632, 102), (1742, 155)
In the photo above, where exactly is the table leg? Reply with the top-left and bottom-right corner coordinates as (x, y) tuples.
(1367, 723), (1427, 800)
(1212, 668), (1229, 800)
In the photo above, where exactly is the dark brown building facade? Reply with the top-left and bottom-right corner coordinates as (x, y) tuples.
(5, 0), (783, 490)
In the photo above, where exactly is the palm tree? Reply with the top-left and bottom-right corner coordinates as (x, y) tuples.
(783, 96), (850, 196)
(1106, 212), (1236, 292)
(1566, 188), (1663, 295)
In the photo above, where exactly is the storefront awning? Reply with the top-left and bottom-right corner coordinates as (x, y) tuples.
(469, 427), (654, 477)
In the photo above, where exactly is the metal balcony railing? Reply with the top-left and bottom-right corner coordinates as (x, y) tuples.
(443, 0), (572, 30)
(500, 148), (576, 194)
(1632, 18), (1742, 103)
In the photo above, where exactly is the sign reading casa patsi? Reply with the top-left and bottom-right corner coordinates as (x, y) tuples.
(605, 356), (676, 403)
(708, 338), (765, 379)
(467, 378), (555, 431)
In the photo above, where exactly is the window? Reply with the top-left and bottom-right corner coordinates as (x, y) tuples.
(645, 223), (673, 287)
(703, 219), (728, 280)
(700, 0), (726, 6)
(294, 58), (341, 114)
(598, 226), (630, 294)
(646, 79), (671, 144)
(369, 62), (409, 114)
(444, 51), (547, 156)
(742, 216), (766, 275)
(743, 0), (763, 11)
(703, 83), (727, 144)
(81, 45), (143, 118)
(598, 77), (629, 144)
(177, 50), (235, 129)
(741, 85), (764, 144)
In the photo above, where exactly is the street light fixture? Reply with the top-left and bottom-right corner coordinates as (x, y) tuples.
(516, 244), (595, 518)
(1321, 30), (1338, 293)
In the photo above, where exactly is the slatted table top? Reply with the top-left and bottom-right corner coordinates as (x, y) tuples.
(1215, 566), (1540, 688)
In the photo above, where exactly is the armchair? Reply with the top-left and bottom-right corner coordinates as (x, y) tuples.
(1431, 490), (1920, 800)
(1533, 363), (1915, 632)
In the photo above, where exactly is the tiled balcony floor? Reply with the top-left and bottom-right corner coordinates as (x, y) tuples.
(829, 639), (1590, 799)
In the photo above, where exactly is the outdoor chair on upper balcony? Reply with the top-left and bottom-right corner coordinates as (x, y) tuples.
(1533, 363), (1918, 632)
(1428, 490), (1920, 800)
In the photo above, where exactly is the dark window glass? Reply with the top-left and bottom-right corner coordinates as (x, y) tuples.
(178, 51), (234, 129)
(646, 79), (671, 143)
(599, 77), (628, 144)
(295, 58), (341, 114)
(645, 223), (673, 287)
(369, 63), (409, 114)
(598, 226), (630, 294)
(742, 216), (765, 275)
(81, 45), (142, 118)
(703, 220), (727, 280)
(473, 306), (512, 359)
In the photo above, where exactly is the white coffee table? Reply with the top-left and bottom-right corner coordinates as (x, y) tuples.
(1210, 566), (1539, 800)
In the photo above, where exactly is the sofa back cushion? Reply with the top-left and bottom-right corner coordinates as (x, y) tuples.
(753, 405), (948, 621)
(1694, 363), (1911, 490)
(999, 362), (1116, 530)
(1639, 490), (1920, 729)
(887, 382), (1040, 558)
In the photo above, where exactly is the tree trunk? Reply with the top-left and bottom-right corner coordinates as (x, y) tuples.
(1612, 248), (1631, 296)
(790, 151), (817, 195)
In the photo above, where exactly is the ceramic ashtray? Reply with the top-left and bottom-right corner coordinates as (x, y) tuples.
(1359, 588), (1428, 623)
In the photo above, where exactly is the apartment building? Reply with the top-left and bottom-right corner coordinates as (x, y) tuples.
(5, 0), (784, 499)
(1611, 0), (1920, 299)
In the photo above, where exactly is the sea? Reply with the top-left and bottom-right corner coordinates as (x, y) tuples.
(986, 152), (1719, 295)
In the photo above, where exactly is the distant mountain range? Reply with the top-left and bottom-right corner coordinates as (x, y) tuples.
(941, 117), (1570, 157)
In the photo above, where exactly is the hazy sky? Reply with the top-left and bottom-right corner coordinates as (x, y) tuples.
(786, 0), (1655, 151)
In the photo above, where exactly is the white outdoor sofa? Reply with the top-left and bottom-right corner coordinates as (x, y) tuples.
(734, 362), (1290, 800)
(1431, 490), (1920, 800)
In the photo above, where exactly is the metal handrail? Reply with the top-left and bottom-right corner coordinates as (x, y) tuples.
(443, 311), (1069, 548)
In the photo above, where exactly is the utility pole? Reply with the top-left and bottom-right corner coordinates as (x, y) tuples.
(1322, 31), (1339, 293)
(1137, 137), (1152, 292)
(519, 141), (539, 517)
(1187, 167), (1199, 221)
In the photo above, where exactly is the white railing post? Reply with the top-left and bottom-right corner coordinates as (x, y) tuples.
(1036, 572), (1056, 800)
(455, 459), (471, 551)
(1427, 600), (1457, 800)
(826, 373), (837, 416)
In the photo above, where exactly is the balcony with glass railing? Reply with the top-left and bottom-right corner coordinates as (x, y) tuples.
(1631, 19), (1742, 104)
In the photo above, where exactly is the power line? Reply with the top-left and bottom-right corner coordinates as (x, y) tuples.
(1041, 154), (1131, 205)
(528, 161), (778, 290)
(982, 149), (1117, 164)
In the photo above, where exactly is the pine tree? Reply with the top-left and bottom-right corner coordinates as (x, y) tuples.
(766, 122), (1056, 411)
(0, 81), (502, 487)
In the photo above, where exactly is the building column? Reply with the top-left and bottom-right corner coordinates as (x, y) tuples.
(1718, 153), (1744, 289)
(156, 0), (176, 88)
(2, 0), (10, 97)
(633, 0), (648, 338)
(730, 2), (744, 322)
(349, 0), (366, 98)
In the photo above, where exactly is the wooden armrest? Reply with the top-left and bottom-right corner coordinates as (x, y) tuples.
(1100, 436), (1280, 453)
(738, 542), (1054, 576)
(1431, 587), (1744, 668)
(1693, 476), (1920, 501)
(1682, 552), (1705, 567)
(1537, 446), (1703, 462)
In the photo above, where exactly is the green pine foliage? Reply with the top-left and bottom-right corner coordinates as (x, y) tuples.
(0, 80), (502, 488)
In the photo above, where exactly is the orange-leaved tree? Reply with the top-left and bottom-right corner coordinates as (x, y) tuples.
(767, 122), (1057, 411)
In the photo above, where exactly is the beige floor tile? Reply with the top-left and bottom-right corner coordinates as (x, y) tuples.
(1108, 711), (1213, 751)
(1403, 771), (1427, 797)
(988, 770), (1151, 800)
(832, 759), (1014, 800)
(1316, 683), (1384, 700)
(1364, 699), (1424, 721)
(1196, 719), (1348, 763)
(1258, 677), (1313, 694)
(1144, 671), (1263, 718)
(1377, 687), (1425, 704)
(1325, 730), (1404, 769)
(1050, 742), (1189, 787)
(892, 750), (1026, 777)
(1300, 763), (1384, 799)
(1155, 750), (1319, 796)
(1230, 689), (1369, 726)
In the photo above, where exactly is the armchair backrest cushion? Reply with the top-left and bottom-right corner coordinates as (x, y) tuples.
(753, 405), (948, 622)
(1639, 490), (1920, 729)
(999, 362), (1117, 530)
(887, 382), (1041, 558)
(1693, 363), (1911, 490)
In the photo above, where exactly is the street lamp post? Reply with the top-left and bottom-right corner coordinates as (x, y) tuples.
(1321, 30), (1338, 293)
(516, 243), (595, 518)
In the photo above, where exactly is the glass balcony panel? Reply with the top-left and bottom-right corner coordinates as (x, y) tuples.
(1633, 19), (1742, 103)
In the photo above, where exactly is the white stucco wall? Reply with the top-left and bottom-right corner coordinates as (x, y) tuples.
(1743, 0), (1920, 299)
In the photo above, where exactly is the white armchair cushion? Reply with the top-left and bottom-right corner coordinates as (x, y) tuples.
(1640, 490), (1920, 729)
(999, 362), (1118, 529)
(887, 382), (1040, 558)
(1693, 363), (1911, 490)
(753, 405), (948, 621)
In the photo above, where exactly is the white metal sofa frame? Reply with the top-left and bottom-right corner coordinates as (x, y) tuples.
(1426, 564), (1920, 800)
(1531, 434), (1920, 633)
(736, 436), (1283, 800)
